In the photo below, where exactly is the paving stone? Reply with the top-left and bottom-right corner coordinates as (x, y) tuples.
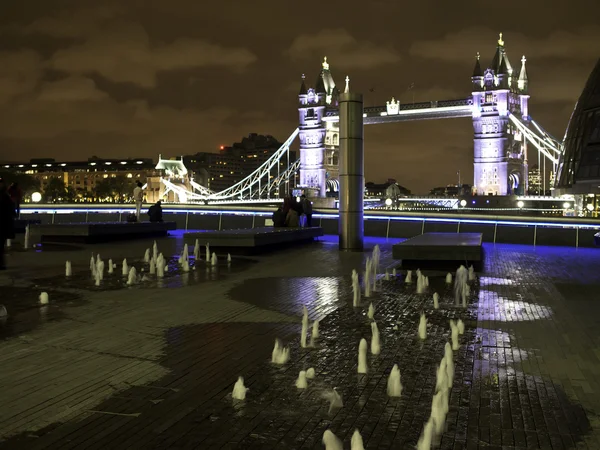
(0, 235), (599, 449)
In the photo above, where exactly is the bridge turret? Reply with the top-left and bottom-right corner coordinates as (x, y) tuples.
(518, 55), (528, 94)
(471, 53), (483, 91)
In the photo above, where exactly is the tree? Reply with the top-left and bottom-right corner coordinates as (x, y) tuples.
(0, 171), (41, 197)
(43, 177), (67, 202)
(94, 176), (134, 202)
(94, 179), (114, 201)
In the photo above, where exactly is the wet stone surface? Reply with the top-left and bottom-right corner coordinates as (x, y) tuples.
(0, 238), (599, 449)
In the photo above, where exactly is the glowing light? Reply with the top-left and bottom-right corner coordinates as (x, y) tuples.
(563, 202), (571, 209)
(220, 146), (224, 150)
(517, 201), (524, 208)
(385, 198), (393, 206)
(31, 192), (42, 203)
(587, 204), (594, 211)
(460, 200), (467, 207)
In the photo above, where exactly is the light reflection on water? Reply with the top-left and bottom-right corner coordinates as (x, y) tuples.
(479, 276), (515, 286)
(477, 289), (553, 322)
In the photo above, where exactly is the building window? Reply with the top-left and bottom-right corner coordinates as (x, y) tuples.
(485, 93), (493, 103)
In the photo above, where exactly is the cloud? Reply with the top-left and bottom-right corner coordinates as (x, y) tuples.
(18, 4), (127, 38)
(410, 27), (600, 62)
(49, 22), (256, 87)
(286, 29), (401, 70)
(37, 77), (108, 103)
(0, 50), (43, 104)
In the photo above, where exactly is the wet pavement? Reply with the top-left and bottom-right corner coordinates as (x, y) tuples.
(0, 233), (599, 449)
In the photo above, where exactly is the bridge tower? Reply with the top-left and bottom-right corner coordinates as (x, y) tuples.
(471, 33), (530, 195)
(298, 57), (339, 197)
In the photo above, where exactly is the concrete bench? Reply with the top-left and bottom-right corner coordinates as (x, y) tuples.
(29, 222), (177, 245)
(185, 227), (324, 254)
(392, 232), (483, 269)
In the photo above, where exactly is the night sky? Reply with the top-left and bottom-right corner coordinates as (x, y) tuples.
(0, 1), (599, 193)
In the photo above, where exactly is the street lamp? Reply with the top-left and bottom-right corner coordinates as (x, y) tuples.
(517, 200), (524, 208)
(460, 199), (467, 207)
(31, 192), (42, 203)
(385, 198), (393, 207)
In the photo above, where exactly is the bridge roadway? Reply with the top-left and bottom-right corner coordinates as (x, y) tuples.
(323, 98), (473, 124)
(19, 204), (600, 248)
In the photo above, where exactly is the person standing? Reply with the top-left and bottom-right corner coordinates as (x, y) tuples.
(133, 181), (144, 221)
(0, 180), (16, 270)
(301, 194), (313, 227)
(7, 182), (22, 218)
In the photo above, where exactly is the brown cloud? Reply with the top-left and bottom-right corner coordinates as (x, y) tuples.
(286, 29), (401, 70)
(0, 50), (43, 104)
(49, 21), (256, 88)
(410, 27), (600, 62)
(37, 77), (108, 103)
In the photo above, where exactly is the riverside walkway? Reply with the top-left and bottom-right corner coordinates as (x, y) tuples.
(0, 232), (599, 449)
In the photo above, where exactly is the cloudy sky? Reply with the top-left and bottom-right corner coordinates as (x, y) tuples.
(0, 1), (599, 193)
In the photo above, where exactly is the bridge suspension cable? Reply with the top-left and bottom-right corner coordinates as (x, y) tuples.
(508, 113), (563, 170)
(208, 128), (299, 200)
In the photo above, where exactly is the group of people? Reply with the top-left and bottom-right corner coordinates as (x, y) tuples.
(272, 195), (313, 228)
(0, 179), (19, 270)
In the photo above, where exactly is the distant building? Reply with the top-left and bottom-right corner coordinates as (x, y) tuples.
(528, 165), (542, 195)
(184, 133), (296, 194)
(365, 179), (411, 198)
(1, 157), (159, 199)
(429, 184), (473, 196)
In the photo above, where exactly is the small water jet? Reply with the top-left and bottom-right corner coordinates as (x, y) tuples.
(306, 368), (315, 379)
(457, 319), (464, 334)
(39, 292), (49, 305)
(211, 252), (218, 266)
(416, 274), (426, 294)
(182, 243), (189, 262)
(156, 258), (165, 278)
(454, 265), (468, 306)
(300, 306), (309, 348)
(271, 339), (290, 364)
(435, 358), (448, 393)
(193, 238), (199, 260)
(153, 240), (158, 260)
(416, 418), (434, 450)
(90, 255), (96, 274)
(367, 303), (375, 320)
(295, 371), (308, 388)
(227, 253), (232, 263)
(431, 389), (449, 436)
(232, 376), (248, 400)
(322, 430), (343, 450)
(351, 429), (365, 450)
(385, 269), (390, 281)
(324, 389), (343, 412)
(358, 338), (368, 373)
(6, 239), (10, 248)
(122, 259), (129, 276)
(392, 268), (397, 277)
(433, 292), (439, 309)
(424, 276), (429, 287)
(96, 260), (105, 280)
(108, 259), (113, 274)
(351, 269), (361, 307)
(418, 313), (427, 340)
(405, 270), (412, 284)
(94, 270), (101, 286)
(387, 364), (402, 397)
(0, 305), (7, 318)
(144, 249), (150, 263)
(24, 225), (30, 249)
(468, 265), (475, 281)
(149, 258), (156, 275)
(370, 322), (380, 355)
(364, 257), (372, 298)
(182, 260), (190, 272)
(205, 243), (210, 261)
(446, 273), (452, 284)
(450, 320), (459, 350)
(312, 320), (319, 339)
(127, 267), (137, 286)
(65, 261), (72, 277)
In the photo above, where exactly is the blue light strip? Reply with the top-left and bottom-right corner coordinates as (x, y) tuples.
(20, 206), (600, 230)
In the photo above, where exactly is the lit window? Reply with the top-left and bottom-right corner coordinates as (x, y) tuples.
(127, 173), (133, 178)
(103, 174), (108, 178)
(219, 175), (223, 178)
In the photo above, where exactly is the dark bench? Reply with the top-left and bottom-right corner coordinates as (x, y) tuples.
(14, 219), (42, 233)
(185, 227), (324, 254)
(29, 222), (177, 244)
(392, 232), (483, 269)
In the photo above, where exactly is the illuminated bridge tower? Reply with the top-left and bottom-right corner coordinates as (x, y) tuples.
(471, 33), (530, 195)
(298, 57), (339, 197)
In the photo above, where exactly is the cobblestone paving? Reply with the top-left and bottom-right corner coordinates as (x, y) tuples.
(0, 234), (599, 449)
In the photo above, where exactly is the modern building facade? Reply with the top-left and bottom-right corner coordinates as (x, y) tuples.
(555, 58), (600, 195)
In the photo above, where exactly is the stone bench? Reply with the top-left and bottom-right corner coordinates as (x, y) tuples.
(392, 232), (483, 269)
(185, 227), (324, 254)
(29, 222), (177, 245)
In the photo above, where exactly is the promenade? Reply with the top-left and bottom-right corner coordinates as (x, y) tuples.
(1, 233), (599, 449)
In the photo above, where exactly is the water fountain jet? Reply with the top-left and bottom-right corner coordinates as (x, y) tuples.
(352, 270), (361, 307)
(108, 259), (113, 274)
(351, 429), (365, 450)
(322, 430), (343, 450)
(433, 292), (439, 309)
(65, 261), (72, 277)
(127, 267), (137, 285)
(271, 339), (290, 364)
(39, 292), (49, 305)
(144, 249), (150, 263)
(370, 322), (380, 355)
(122, 259), (129, 276)
(367, 303), (375, 320)
(295, 371), (308, 388)
(387, 364), (402, 397)
(405, 270), (412, 284)
(211, 252), (218, 266)
(418, 313), (427, 340)
(300, 306), (309, 348)
(358, 338), (368, 373)
(306, 368), (316, 379)
(232, 376), (248, 400)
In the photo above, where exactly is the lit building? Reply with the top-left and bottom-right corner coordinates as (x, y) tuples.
(365, 179), (411, 199)
(1, 157), (159, 200)
(528, 165), (542, 194)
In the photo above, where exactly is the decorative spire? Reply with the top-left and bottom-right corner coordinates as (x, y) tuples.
(322, 56), (329, 71)
(498, 32), (504, 46)
(472, 52), (482, 77)
(344, 76), (350, 93)
(518, 55), (528, 92)
(299, 73), (307, 96)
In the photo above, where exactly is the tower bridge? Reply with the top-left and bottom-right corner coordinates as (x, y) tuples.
(161, 33), (562, 203)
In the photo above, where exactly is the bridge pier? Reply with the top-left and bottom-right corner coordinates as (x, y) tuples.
(338, 92), (364, 251)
